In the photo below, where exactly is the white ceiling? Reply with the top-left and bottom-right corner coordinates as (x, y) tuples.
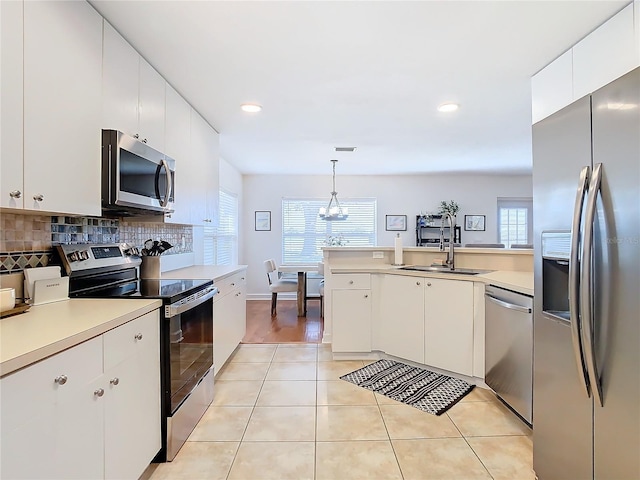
(90, 0), (628, 176)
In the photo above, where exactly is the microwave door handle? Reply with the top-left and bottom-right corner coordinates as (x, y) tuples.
(581, 162), (604, 407)
(159, 159), (171, 208)
(570, 165), (591, 398)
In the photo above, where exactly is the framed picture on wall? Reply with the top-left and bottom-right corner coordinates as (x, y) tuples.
(385, 215), (407, 231)
(464, 215), (485, 231)
(255, 211), (271, 231)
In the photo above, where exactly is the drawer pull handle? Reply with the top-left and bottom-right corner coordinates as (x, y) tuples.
(33, 194), (44, 202)
(110, 378), (120, 386)
(134, 333), (143, 341)
(427, 282), (432, 287)
(94, 388), (105, 397)
(9, 190), (21, 198)
(364, 294), (369, 298)
(231, 283), (235, 286)
(54, 375), (67, 385)
(416, 281), (421, 286)
(349, 280), (354, 285)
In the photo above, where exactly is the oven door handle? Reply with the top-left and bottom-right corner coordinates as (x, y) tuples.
(165, 286), (218, 318)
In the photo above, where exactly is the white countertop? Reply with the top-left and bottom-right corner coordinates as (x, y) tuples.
(160, 265), (248, 282)
(0, 298), (162, 377)
(329, 264), (533, 296)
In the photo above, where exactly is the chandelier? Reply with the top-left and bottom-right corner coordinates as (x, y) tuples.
(319, 159), (349, 221)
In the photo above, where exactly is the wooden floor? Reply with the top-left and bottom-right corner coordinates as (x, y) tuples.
(242, 299), (324, 343)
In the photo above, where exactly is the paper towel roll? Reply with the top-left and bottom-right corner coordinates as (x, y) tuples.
(394, 234), (403, 265)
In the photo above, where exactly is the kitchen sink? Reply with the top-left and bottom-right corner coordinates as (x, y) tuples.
(398, 265), (493, 275)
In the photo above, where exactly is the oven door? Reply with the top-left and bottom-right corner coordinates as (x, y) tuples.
(166, 286), (217, 413)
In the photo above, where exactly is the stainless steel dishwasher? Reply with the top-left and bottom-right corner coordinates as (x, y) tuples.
(485, 284), (533, 425)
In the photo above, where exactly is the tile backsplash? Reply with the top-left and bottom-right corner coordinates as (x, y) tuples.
(1, 212), (193, 275)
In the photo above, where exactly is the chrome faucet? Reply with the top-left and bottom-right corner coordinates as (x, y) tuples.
(439, 213), (455, 270)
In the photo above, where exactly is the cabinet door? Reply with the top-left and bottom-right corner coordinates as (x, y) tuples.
(378, 275), (424, 363)
(164, 84), (191, 224)
(0, 0), (23, 209)
(188, 110), (212, 225)
(331, 289), (372, 353)
(232, 276), (247, 346)
(0, 336), (104, 480)
(102, 21), (139, 139)
(138, 58), (166, 151)
(23, 0), (102, 215)
(103, 311), (161, 480)
(424, 278), (474, 376)
(213, 292), (233, 373)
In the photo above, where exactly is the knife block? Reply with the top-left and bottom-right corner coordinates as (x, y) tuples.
(140, 256), (161, 280)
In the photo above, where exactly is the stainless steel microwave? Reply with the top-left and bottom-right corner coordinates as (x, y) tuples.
(101, 130), (175, 216)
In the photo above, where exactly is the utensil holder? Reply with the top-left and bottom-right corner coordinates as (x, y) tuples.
(140, 256), (161, 279)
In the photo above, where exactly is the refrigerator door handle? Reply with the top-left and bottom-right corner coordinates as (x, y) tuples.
(581, 162), (604, 407)
(570, 165), (591, 397)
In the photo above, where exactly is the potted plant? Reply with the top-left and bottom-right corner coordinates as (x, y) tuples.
(438, 200), (460, 219)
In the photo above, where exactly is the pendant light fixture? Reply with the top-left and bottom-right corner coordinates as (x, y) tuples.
(319, 159), (348, 221)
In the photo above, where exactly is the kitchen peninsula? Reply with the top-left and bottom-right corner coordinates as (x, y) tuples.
(322, 246), (533, 381)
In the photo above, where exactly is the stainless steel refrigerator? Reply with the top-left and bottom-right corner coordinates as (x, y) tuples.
(532, 67), (639, 479)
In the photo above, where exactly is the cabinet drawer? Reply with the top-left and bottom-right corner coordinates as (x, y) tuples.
(214, 271), (247, 298)
(331, 273), (370, 290)
(103, 310), (160, 371)
(0, 335), (103, 432)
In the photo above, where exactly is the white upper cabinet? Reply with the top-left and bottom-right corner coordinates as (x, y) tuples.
(190, 110), (219, 226)
(531, 50), (573, 125)
(164, 84), (192, 224)
(0, 0), (24, 209)
(102, 21), (139, 139)
(532, 1), (640, 123)
(23, 0), (102, 215)
(103, 21), (165, 152)
(138, 58), (166, 152)
(572, 3), (638, 100)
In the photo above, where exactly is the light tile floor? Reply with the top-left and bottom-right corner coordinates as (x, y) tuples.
(143, 343), (534, 480)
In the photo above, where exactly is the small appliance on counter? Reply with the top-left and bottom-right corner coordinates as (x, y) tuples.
(56, 243), (218, 462)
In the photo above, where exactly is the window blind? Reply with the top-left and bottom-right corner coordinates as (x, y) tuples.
(203, 190), (238, 265)
(282, 198), (376, 264)
(216, 190), (238, 265)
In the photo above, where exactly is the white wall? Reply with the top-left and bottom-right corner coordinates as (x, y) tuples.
(242, 173), (532, 297)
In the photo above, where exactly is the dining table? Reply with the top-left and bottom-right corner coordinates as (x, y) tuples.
(278, 264), (321, 317)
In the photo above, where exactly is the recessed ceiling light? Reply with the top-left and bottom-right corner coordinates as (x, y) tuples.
(438, 103), (459, 113)
(240, 103), (262, 113)
(335, 147), (357, 152)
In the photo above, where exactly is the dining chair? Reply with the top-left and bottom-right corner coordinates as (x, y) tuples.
(264, 259), (298, 316)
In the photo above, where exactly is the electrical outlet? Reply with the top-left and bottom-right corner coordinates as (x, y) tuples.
(372, 251), (384, 259)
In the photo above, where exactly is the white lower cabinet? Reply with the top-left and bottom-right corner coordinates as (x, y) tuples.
(378, 275), (425, 364)
(213, 271), (247, 373)
(0, 310), (161, 480)
(331, 274), (372, 353)
(424, 278), (474, 376)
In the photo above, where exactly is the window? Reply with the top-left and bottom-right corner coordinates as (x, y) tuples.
(497, 197), (533, 248)
(282, 198), (377, 264)
(203, 190), (238, 265)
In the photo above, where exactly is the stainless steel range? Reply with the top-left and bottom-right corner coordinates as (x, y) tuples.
(56, 243), (218, 462)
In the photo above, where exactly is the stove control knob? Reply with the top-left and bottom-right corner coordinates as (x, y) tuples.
(78, 250), (89, 261)
(67, 251), (79, 262)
